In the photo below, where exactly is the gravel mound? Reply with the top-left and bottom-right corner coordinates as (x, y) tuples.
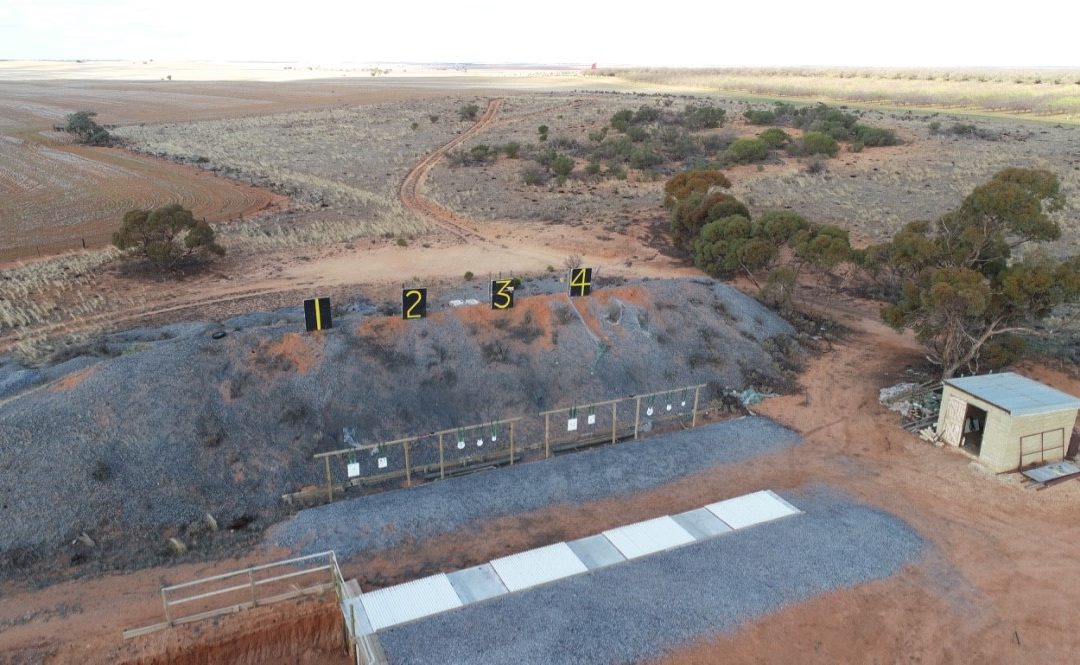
(378, 486), (925, 665)
(268, 417), (799, 558)
(0, 277), (797, 571)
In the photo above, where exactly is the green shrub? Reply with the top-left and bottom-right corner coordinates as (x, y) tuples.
(743, 109), (777, 125)
(670, 190), (751, 250)
(552, 153), (575, 178)
(605, 164), (627, 180)
(503, 142), (520, 158)
(682, 104), (726, 129)
(429, 114), (440, 123)
(849, 141), (865, 152)
(758, 127), (790, 148)
(787, 131), (838, 157)
(701, 133), (733, 153)
(723, 138), (769, 164)
(755, 210), (809, 244)
(396, 238), (408, 246)
(522, 166), (549, 186)
(632, 104), (660, 124)
(625, 125), (649, 143)
(657, 127), (696, 161)
(629, 146), (663, 170)
(464, 271), (475, 281)
(585, 159), (601, 176)
(410, 121), (419, 130)
(853, 124), (899, 146)
(459, 103), (480, 121)
(610, 109), (633, 132)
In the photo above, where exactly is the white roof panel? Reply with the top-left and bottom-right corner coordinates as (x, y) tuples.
(706, 490), (800, 529)
(946, 372), (1080, 416)
(360, 573), (463, 631)
(603, 515), (695, 560)
(489, 542), (588, 592)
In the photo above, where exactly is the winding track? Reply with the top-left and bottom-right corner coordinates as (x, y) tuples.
(398, 98), (504, 242)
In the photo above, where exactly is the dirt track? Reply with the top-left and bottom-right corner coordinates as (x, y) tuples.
(398, 99), (503, 242)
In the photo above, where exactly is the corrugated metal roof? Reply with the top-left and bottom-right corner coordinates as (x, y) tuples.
(706, 490), (801, 530)
(489, 542), (588, 592)
(945, 372), (1080, 416)
(1021, 460), (1080, 484)
(360, 573), (462, 631)
(603, 515), (695, 560)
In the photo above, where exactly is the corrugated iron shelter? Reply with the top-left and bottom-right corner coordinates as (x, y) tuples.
(937, 372), (1080, 472)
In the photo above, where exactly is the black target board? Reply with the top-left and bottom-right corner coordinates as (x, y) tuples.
(303, 297), (333, 331)
(569, 267), (592, 297)
(491, 279), (515, 310)
(402, 288), (428, 319)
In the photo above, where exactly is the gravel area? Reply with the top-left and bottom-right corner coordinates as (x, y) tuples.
(267, 417), (799, 558)
(378, 485), (925, 665)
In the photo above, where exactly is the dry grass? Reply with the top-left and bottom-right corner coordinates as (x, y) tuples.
(114, 97), (495, 247)
(593, 68), (1080, 120)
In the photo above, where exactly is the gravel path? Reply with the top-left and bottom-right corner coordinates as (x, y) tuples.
(267, 417), (799, 558)
(378, 485), (925, 665)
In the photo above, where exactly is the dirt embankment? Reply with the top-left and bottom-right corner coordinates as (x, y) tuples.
(118, 599), (346, 665)
(0, 278), (796, 581)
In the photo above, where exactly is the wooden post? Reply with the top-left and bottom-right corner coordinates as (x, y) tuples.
(161, 588), (172, 626)
(248, 569), (257, 607)
(349, 603), (357, 662)
(634, 396), (642, 439)
(611, 402), (618, 444)
(509, 421), (516, 465)
(544, 412), (551, 458)
(324, 457), (333, 502)
(438, 432), (445, 479)
(691, 385), (702, 428)
(403, 440), (412, 487)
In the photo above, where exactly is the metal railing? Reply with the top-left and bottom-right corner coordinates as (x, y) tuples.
(123, 551), (343, 639)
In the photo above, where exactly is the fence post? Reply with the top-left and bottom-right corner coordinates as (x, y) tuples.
(403, 440), (412, 487)
(691, 385), (702, 428)
(349, 603), (357, 662)
(438, 432), (445, 479)
(248, 569), (257, 607)
(544, 412), (551, 458)
(611, 402), (617, 444)
(325, 457), (333, 502)
(161, 587), (172, 626)
(509, 421), (516, 465)
(634, 396), (642, 439)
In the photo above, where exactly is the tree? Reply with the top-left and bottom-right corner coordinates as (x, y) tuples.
(64, 111), (111, 145)
(113, 204), (224, 270)
(662, 169), (731, 208)
(875, 168), (1080, 377)
(758, 127), (790, 149)
(670, 190), (750, 251)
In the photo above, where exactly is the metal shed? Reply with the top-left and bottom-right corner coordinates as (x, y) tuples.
(936, 372), (1080, 472)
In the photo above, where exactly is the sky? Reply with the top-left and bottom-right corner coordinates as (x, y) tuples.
(1, 0), (1078, 67)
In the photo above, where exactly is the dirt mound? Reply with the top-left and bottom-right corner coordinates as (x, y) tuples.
(0, 277), (796, 577)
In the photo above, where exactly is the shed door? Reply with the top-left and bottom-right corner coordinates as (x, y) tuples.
(941, 397), (967, 446)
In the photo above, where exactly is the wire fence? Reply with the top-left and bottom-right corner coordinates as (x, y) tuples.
(285, 383), (720, 505)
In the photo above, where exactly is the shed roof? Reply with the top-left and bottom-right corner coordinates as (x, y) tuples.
(945, 372), (1080, 416)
